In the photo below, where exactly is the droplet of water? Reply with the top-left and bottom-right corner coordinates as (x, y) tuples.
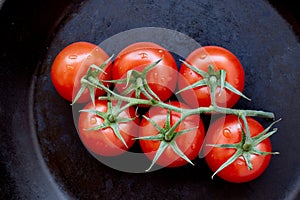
(199, 54), (207, 59)
(223, 128), (231, 138)
(90, 117), (97, 125)
(153, 72), (158, 79)
(191, 143), (196, 150)
(234, 78), (239, 85)
(158, 49), (164, 54)
(68, 55), (77, 60)
(160, 77), (166, 82)
(236, 159), (244, 166)
(95, 48), (99, 52)
(66, 65), (74, 70)
(139, 52), (148, 59)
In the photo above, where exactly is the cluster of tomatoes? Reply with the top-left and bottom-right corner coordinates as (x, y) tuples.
(51, 41), (278, 183)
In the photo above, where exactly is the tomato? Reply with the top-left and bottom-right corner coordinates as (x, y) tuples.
(139, 101), (205, 168)
(204, 115), (272, 183)
(78, 100), (139, 156)
(51, 41), (111, 102)
(112, 42), (178, 102)
(178, 46), (245, 108)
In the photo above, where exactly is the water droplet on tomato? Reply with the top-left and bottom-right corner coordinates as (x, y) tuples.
(139, 52), (148, 59)
(199, 54), (207, 59)
(191, 143), (196, 150)
(68, 55), (77, 60)
(223, 128), (231, 138)
(66, 65), (74, 70)
(153, 72), (158, 79)
(234, 78), (239, 85)
(236, 159), (244, 167)
(95, 48), (99, 52)
(90, 117), (97, 125)
(158, 49), (164, 54)
(160, 77), (166, 82)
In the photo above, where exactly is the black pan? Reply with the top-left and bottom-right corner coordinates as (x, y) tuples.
(1, 0), (299, 199)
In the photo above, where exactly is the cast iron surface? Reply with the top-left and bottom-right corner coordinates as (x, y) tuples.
(0, 0), (299, 199)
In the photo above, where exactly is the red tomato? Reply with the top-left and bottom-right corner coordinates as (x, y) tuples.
(139, 101), (205, 168)
(178, 46), (245, 108)
(204, 115), (272, 183)
(112, 42), (178, 102)
(78, 100), (139, 156)
(51, 42), (111, 102)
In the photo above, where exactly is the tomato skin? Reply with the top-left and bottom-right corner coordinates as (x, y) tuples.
(178, 46), (245, 108)
(204, 115), (272, 183)
(139, 101), (205, 168)
(78, 100), (139, 156)
(51, 42), (111, 102)
(112, 42), (178, 102)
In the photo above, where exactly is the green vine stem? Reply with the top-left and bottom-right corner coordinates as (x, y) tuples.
(73, 57), (279, 172)
(83, 59), (274, 119)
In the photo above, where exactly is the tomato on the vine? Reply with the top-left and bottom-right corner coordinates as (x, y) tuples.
(78, 100), (139, 156)
(139, 101), (205, 168)
(178, 46), (245, 108)
(204, 115), (272, 183)
(51, 41), (111, 102)
(112, 42), (178, 102)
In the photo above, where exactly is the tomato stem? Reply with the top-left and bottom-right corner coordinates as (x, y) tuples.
(72, 59), (280, 173)
(240, 114), (253, 146)
(76, 60), (274, 120)
(208, 118), (281, 179)
(208, 75), (218, 106)
(94, 79), (275, 120)
(138, 109), (197, 171)
(242, 143), (252, 151)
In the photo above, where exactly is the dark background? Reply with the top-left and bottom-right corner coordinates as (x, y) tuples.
(0, 0), (299, 199)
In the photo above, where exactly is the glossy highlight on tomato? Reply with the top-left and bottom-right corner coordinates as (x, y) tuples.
(112, 42), (178, 101)
(178, 46), (245, 108)
(51, 41), (111, 102)
(204, 115), (272, 183)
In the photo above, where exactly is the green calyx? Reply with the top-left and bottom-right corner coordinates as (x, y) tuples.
(108, 58), (163, 101)
(71, 57), (281, 176)
(177, 61), (251, 101)
(134, 110), (198, 172)
(206, 117), (281, 180)
(72, 55), (114, 106)
(80, 100), (137, 148)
